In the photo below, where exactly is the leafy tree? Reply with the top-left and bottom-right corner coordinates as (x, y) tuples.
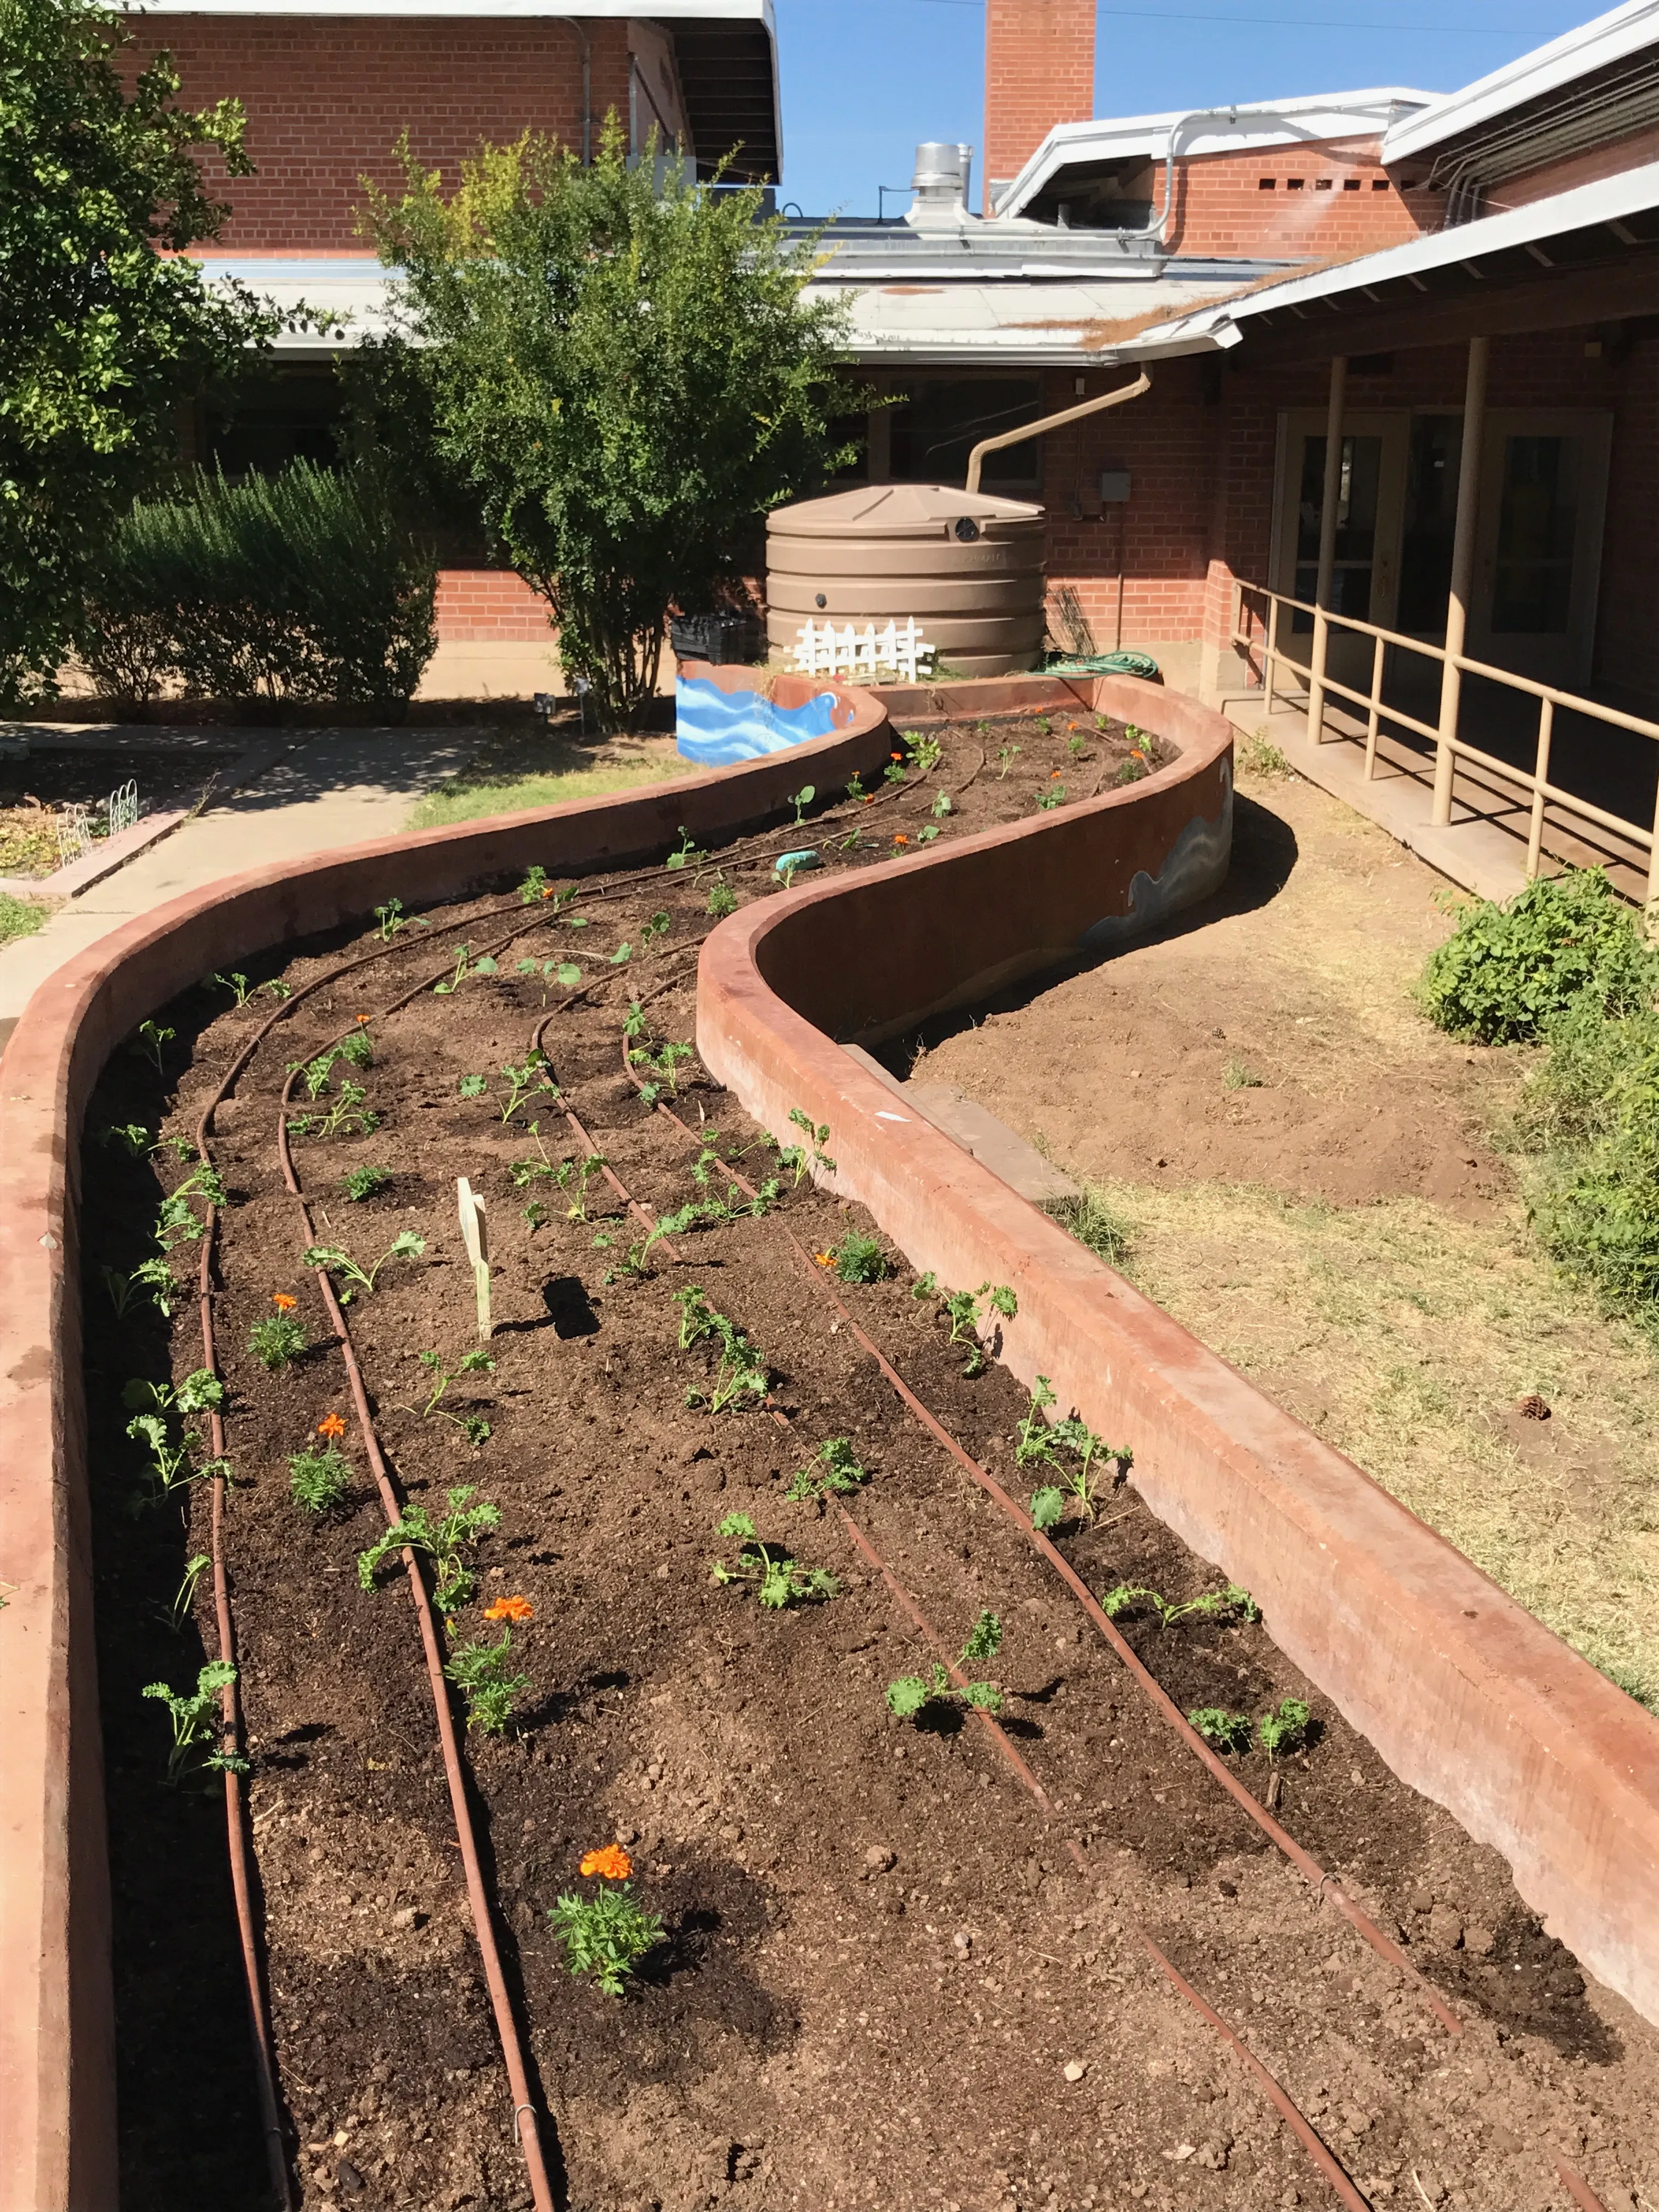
(365, 121), (863, 731)
(0, 0), (276, 704)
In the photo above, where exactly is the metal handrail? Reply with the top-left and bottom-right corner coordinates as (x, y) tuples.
(1231, 578), (1659, 902)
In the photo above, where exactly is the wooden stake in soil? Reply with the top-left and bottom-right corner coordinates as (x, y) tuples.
(458, 1176), (492, 1339)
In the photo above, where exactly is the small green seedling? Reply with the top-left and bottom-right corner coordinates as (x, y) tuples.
(458, 1073), (488, 1099)
(289, 1443), (351, 1513)
(498, 1053), (556, 1122)
(444, 1630), (530, 1733)
(788, 784), (816, 829)
(780, 1107), (835, 1185)
(509, 1123), (557, 1189)
(1015, 1375), (1059, 1465)
(931, 789), (952, 819)
(262, 979), (293, 1002)
(287, 1078), (379, 1142)
(629, 1038), (696, 1097)
(1188, 1707), (1253, 1754)
(301, 1230), (426, 1302)
(516, 955), (584, 1004)
(213, 971), (256, 1006)
(1101, 1583), (1260, 1630)
(171, 1551), (209, 1628)
(125, 1414), (227, 1506)
(604, 942), (634, 967)
(641, 909), (672, 949)
(929, 1280), (1017, 1375)
(882, 758), (906, 787)
(523, 1200), (549, 1232)
(105, 1257), (176, 1318)
(101, 1122), (152, 1156)
(1067, 733), (1090, 760)
(121, 1367), (223, 1419)
(340, 1165), (392, 1202)
(845, 771), (866, 802)
(143, 1661), (247, 1784)
(518, 865), (549, 904)
(674, 1286), (769, 1414)
(1113, 757), (1149, 787)
(375, 896), (428, 940)
(432, 943), (477, 995)
(906, 732), (943, 775)
(887, 1610), (1004, 1720)
(249, 1310), (308, 1370)
(786, 1437), (868, 1503)
(828, 1231), (888, 1284)
(548, 1865), (665, 1997)
(1257, 1697), (1312, 1759)
(133, 1019), (174, 1074)
(996, 742), (1022, 778)
(710, 1513), (839, 1608)
(1029, 1486), (1066, 1532)
(405, 1348), (496, 1446)
(555, 1152), (610, 1222)
(623, 1000), (647, 1041)
(706, 877), (737, 919)
(665, 826), (707, 872)
(154, 1161), (229, 1251)
(358, 1484), (501, 1614)
(1036, 782), (1068, 812)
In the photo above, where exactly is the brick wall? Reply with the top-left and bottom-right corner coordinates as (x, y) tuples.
(1487, 124), (1659, 212)
(1169, 137), (1437, 258)
(984, 0), (1095, 208)
(436, 568), (551, 644)
(121, 16), (632, 251)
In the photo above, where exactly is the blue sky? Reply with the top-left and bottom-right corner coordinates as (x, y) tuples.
(772, 0), (1602, 215)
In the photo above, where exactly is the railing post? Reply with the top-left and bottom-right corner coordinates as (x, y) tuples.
(1434, 334), (1489, 826)
(1526, 696), (1554, 881)
(1306, 354), (1347, 744)
(1265, 594), (1280, 715)
(1364, 633), (1386, 781)
(1649, 769), (1659, 913)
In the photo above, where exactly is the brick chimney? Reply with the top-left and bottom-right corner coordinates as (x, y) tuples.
(984, 0), (1096, 213)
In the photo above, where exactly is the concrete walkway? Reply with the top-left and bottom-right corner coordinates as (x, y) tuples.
(0, 725), (476, 1027)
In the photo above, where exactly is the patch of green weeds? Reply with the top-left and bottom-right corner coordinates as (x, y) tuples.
(1223, 1059), (1265, 1091)
(1416, 867), (1658, 1045)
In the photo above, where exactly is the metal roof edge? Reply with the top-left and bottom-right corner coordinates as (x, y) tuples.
(1381, 0), (1659, 165)
(116, 1), (770, 16)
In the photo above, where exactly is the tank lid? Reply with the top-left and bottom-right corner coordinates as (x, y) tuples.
(768, 483), (1045, 535)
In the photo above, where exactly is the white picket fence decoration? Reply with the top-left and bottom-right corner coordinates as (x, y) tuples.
(106, 778), (139, 838)
(793, 617), (934, 685)
(57, 804), (94, 870)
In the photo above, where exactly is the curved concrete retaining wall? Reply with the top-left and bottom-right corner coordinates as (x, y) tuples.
(697, 672), (1659, 2034)
(0, 686), (891, 2212)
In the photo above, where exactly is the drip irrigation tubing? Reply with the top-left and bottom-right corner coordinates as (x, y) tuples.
(1139, 1930), (1374, 2212)
(274, 1063), (560, 2212)
(1556, 2160), (1613, 2212)
(645, 1092), (1465, 2040)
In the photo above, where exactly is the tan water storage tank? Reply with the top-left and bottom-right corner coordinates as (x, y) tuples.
(766, 483), (1046, 679)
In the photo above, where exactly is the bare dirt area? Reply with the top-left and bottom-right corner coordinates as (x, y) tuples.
(896, 763), (1659, 1714)
(78, 743), (1659, 2212)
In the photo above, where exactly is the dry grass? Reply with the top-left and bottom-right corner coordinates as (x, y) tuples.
(1061, 1174), (1659, 1710)
(406, 735), (695, 832)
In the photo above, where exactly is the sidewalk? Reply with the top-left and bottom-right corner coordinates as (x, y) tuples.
(0, 725), (478, 1031)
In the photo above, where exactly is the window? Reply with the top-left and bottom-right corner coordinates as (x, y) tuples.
(200, 365), (345, 477)
(887, 379), (1044, 493)
(1492, 436), (1577, 635)
(1259, 176), (1277, 190)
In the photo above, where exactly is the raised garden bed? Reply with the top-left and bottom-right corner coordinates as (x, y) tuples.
(78, 708), (1657, 2211)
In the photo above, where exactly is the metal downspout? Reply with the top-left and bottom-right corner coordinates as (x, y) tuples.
(966, 369), (1152, 497)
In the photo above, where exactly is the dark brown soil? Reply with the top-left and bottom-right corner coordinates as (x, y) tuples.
(80, 719), (1659, 2212)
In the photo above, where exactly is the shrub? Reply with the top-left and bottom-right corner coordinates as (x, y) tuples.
(1415, 870), (1659, 1046)
(74, 459), (438, 711)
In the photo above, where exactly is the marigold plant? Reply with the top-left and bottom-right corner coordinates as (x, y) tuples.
(484, 1593), (534, 1623)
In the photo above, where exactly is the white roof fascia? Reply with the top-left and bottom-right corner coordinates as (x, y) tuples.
(1122, 154), (1659, 356)
(994, 88), (1434, 220)
(120, 1), (770, 16)
(1383, 0), (1659, 167)
(808, 275), (1250, 367)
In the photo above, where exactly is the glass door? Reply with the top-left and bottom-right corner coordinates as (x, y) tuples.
(1468, 412), (1612, 690)
(1272, 411), (1408, 691)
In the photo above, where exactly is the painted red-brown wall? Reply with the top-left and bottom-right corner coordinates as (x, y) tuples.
(984, 0), (1096, 206)
(119, 16), (631, 252)
(1167, 137), (1436, 259)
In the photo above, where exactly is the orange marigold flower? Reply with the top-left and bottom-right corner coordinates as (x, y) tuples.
(1050, 769), (1063, 778)
(813, 1251), (833, 1267)
(484, 1594), (534, 1623)
(317, 1412), (347, 1440)
(271, 1292), (298, 1311)
(541, 885), (555, 899)
(356, 1013), (370, 1024)
(889, 751), (902, 761)
(580, 1843), (633, 1881)
(893, 833), (909, 846)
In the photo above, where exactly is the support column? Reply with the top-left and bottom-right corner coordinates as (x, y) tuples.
(1305, 354), (1347, 743)
(1434, 334), (1490, 825)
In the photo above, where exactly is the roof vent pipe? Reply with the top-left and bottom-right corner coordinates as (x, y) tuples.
(906, 141), (975, 228)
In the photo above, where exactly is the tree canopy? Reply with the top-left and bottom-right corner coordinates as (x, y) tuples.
(0, 0), (273, 704)
(366, 121), (863, 730)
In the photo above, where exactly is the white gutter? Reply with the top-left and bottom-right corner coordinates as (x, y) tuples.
(1382, 0), (1659, 166)
(116, 0), (772, 16)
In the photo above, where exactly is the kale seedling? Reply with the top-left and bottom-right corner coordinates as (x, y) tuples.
(786, 1437), (868, 1503)
(444, 1630), (531, 1733)
(212, 970), (256, 1006)
(172, 1551), (209, 1628)
(301, 1230), (426, 1303)
(931, 789), (952, 819)
(100, 1121), (153, 1156)
(548, 1845), (664, 1997)
(828, 1231), (889, 1284)
(1036, 782), (1068, 811)
(121, 1367), (223, 1419)
(887, 1610), (1004, 1719)
(143, 1661), (247, 1784)
(1257, 1697), (1312, 1759)
(358, 1483), (501, 1613)
(641, 909), (672, 949)
(154, 1160), (229, 1251)
(404, 1348), (496, 1446)
(555, 1151), (610, 1221)
(458, 1072), (488, 1099)
(340, 1165), (392, 1202)
(673, 1286), (769, 1413)
(929, 1280), (1017, 1375)
(779, 1106), (835, 1184)
(375, 896), (428, 940)
(288, 1078), (379, 1141)
(125, 1414), (228, 1507)
(516, 954), (584, 1005)
(1188, 1707), (1253, 1754)
(906, 732), (943, 775)
(1101, 1583), (1260, 1629)
(107, 1257), (177, 1318)
(996, 742), (1022, 778)
(710, 1513), (839, 1607)
(133, 1018), (173, 1073)
(289, 1442), (351, 1512)
(509, 1122), (558, 1188)
(1014, 1375), (1059, 1465)
(1028, 1417), (1126, 1527)
(518, 865), (549, 903)
(498, 1052), (556, 1121)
